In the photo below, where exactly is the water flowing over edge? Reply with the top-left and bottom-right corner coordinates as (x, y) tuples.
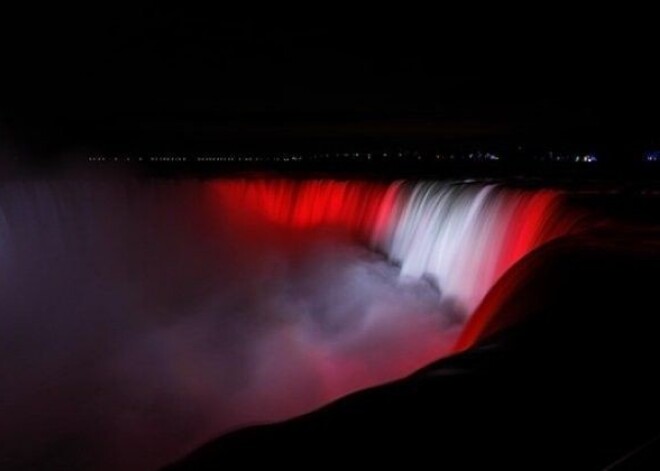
(211, 178), (575, 315)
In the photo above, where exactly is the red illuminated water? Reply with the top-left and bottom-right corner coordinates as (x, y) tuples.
(209, 179), (394, 240)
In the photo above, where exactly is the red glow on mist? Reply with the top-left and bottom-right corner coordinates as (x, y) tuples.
(454, 276), (518, 352)
(454, 251), (547, 353)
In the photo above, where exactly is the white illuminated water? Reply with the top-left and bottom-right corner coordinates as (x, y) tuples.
(372, 181), (570, 311)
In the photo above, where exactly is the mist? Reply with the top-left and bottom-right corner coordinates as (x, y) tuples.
(0, 177), (463, 470)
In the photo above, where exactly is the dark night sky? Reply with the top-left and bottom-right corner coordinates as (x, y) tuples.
(0, 7), (658, 157)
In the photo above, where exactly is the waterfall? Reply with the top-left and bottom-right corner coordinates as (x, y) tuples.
(0, 176), (576, 471)
(211, 179), (571, 313)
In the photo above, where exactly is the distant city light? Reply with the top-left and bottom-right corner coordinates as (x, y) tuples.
(85, 149), (607, 166)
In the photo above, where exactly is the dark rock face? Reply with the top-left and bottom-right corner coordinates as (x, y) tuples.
(164, 232), (660, 470)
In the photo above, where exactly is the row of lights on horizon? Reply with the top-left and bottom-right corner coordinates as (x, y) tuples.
(86, 151), (660, 164)
(87, 152), (500, 163)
